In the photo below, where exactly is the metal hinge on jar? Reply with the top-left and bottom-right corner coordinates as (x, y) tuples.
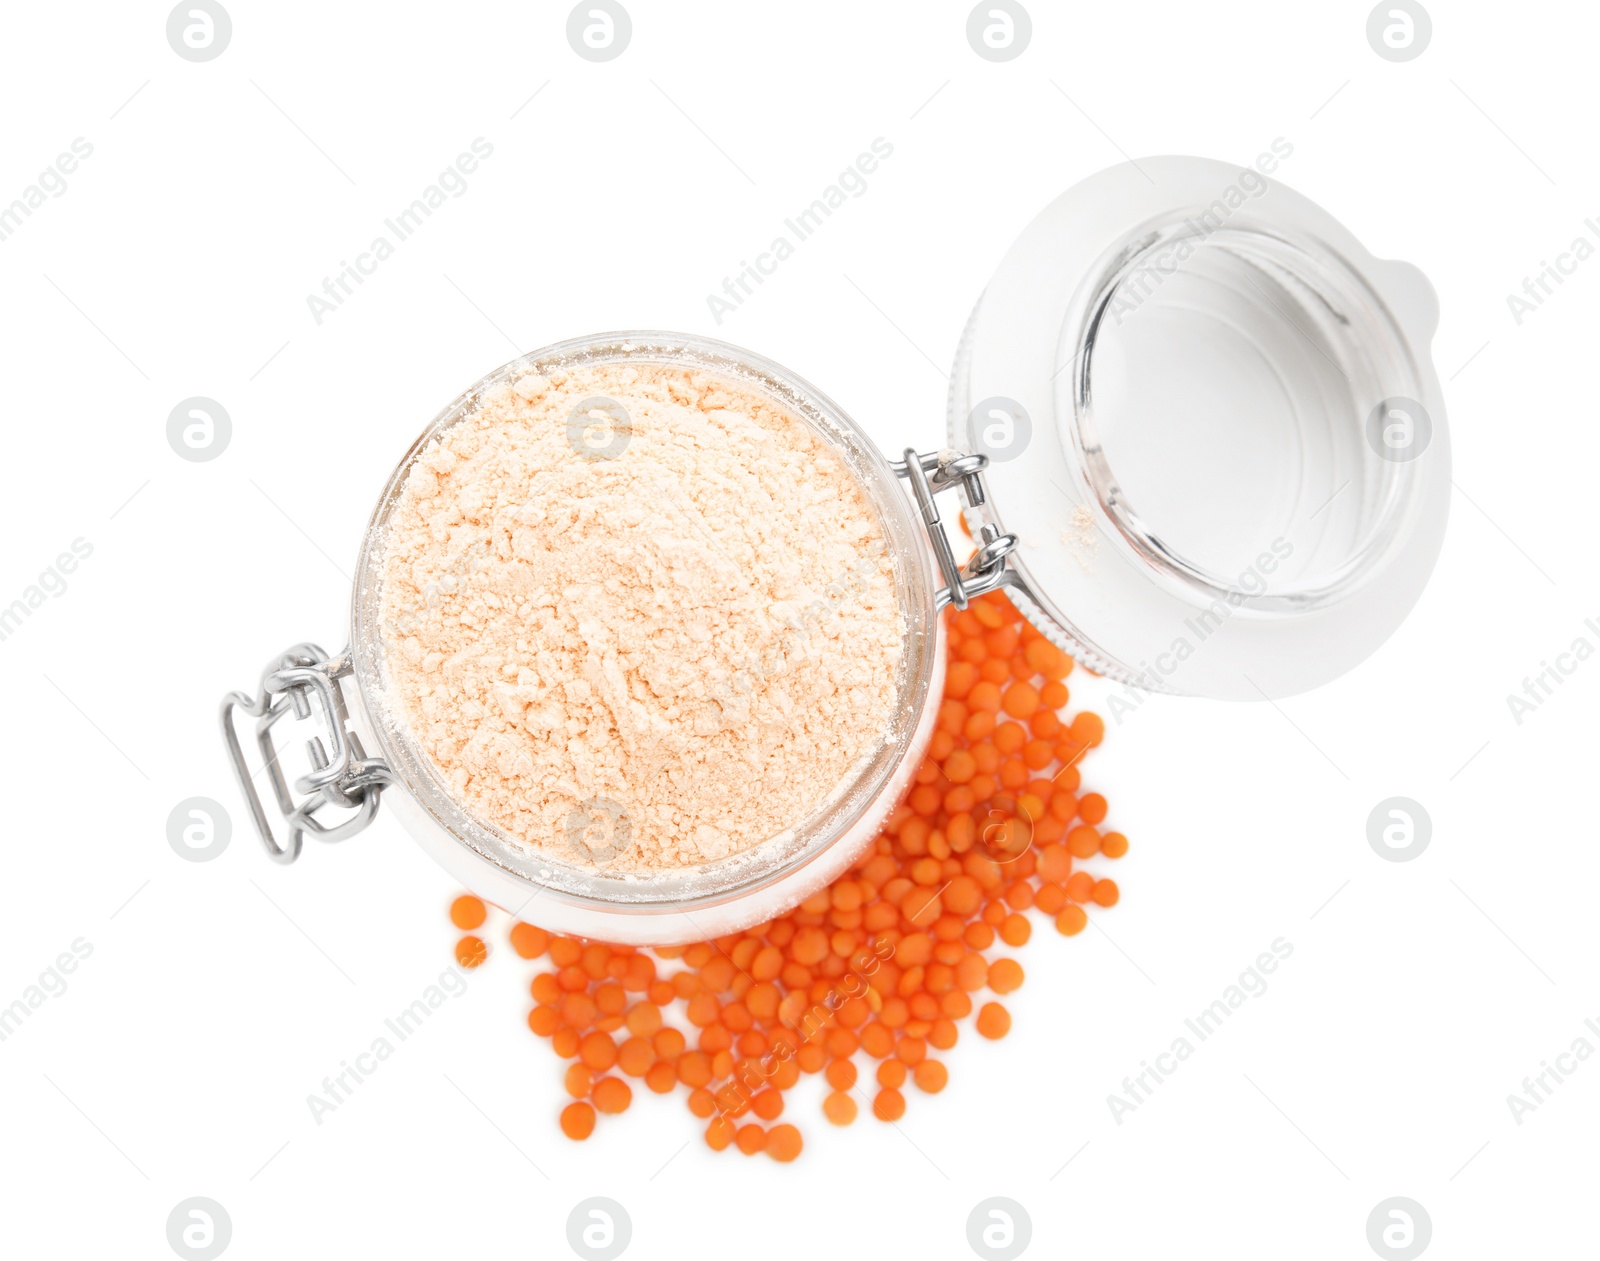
(220, 644), (391, 864)
(893, 448), (1020, 610)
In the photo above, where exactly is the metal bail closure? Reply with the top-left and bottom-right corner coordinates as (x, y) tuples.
(893, 448), (1021, 610)
(221, 643), (392, 864)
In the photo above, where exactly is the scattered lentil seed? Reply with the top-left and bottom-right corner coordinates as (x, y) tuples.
(560, 1102), (595, 1140)
(873, 1087), (906, 1121)
(823, 1091), (858, 1125)
(450, 895), (487, 930)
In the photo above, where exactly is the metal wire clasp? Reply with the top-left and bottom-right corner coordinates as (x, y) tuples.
(220, 643), (391, 864)
(892, 449), (1020, 610)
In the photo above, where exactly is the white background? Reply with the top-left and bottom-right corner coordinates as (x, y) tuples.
(1, 2), (1595, 1258)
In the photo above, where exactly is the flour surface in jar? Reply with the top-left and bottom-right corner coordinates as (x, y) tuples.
(379, 359), (905, 872)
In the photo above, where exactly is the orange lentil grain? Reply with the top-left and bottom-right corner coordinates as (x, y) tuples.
(767, 1124), (804, 1162)
(968, 681), (1002, 712)
(860, 1023), (895, 1059)
(528, 1006), (559, 1037)
(560, 1102), (595, 1140)
(1022, 740), (1055, 771)
(450, 895), (486, 930)
(913, 1060), (949, 1093)
(976, 1002), (1012, 1039)
(531, 973), (561, 1004)
(945, 660), (978, 697)
(617, 1037), (655, 1077)
(984, 626), (1020, 658)
(1071, 711), (1104, 744)
(646, 1061), (678, 1093)
(1001, 681), (1041, 720)
(560, 992), (597, 1028)
(579, 1032), (618, 1072)
(735, 1124), (767, 1155)
(752, 1090), (785, 1121)
(992, 722), (1025, 755)
(647, 980), (676, 1007)
(564, 1064), (594, 1098)
(591, 1076), (632, 1114)
(979, 658), (1010, 684)
(873, 1088), (906, 1121)
(509, 921), (548, 958)
(956, 953), (989, 991)
(940, 991), (973, 1020)
(795, 1040), (827, 1074)
(548, 938), (581, 968)
(677, 1052), (712, 1088)
(1023, 639), (1060, 677)
(626, 1003), (663, 1038)
(1067, 825), (1102, 859)
(1029, 709), (1062, 740)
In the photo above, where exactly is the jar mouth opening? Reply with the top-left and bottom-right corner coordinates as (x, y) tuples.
(350, 331), (939, 913)
(1072, 221), (1426, 615)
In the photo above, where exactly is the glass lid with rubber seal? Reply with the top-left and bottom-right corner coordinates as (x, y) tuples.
(947, 155), (1450, 700)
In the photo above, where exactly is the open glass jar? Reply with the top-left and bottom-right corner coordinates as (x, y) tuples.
(221, 156), (1449, 944)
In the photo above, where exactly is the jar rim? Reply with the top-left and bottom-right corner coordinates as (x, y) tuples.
(349, 331), (940, 923)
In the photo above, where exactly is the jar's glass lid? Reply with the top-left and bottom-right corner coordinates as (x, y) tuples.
(950, 156), (1450, 700)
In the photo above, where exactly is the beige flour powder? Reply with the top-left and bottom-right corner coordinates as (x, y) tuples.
(379, 359), (904, 873)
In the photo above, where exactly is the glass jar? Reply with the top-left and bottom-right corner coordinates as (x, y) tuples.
(361, 334), (947, 944)
(221, 156), (1449, 943)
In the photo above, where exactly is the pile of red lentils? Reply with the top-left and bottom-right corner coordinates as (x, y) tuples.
(447, 590), (1123, 1162)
